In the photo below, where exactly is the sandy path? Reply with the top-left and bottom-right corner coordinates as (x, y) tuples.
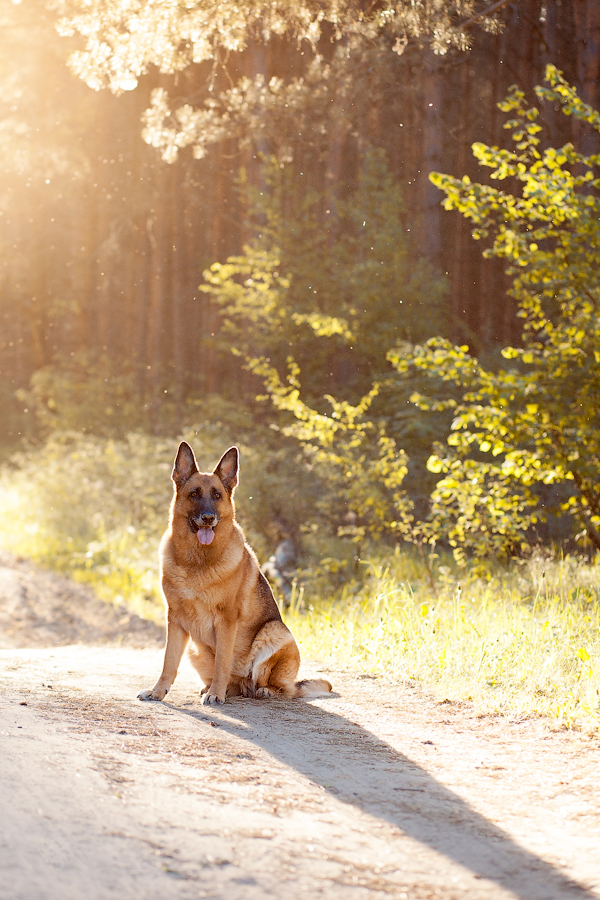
(0, 556), (599, 900)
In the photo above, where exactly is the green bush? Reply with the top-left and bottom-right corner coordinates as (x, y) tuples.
(406, 66), (600, 560)
(19, 351), (148, 438)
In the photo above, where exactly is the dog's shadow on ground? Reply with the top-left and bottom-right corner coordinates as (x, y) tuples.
(165, 694), (593, 900)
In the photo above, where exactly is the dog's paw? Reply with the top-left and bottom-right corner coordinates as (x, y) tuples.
(255, 686), (277, 700)
(202, 692), (225, 706)
(240, 680), (255, 699)
(137, 687), (168, 702)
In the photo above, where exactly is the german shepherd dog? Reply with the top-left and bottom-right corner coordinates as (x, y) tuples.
(138, 442), (332, 705)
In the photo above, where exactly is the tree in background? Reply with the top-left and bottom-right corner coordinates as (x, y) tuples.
(392, 67), (600, 560)
(202, 150), (446, 402)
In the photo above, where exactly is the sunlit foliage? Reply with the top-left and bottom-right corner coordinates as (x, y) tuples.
(396, 66), (600, 559)
(250, 357), (412, 540)
(54, 0), (504, 183)
(55, 0), (499, 93)
(220, 68), (600, 564)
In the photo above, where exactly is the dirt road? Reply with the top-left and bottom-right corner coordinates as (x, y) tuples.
(0, 554), (599, 900)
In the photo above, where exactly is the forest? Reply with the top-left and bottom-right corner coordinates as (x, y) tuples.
(3, 0), (595, 412)
(0, 0), (599, 721)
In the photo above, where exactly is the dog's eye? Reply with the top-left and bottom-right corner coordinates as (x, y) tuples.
(188, 489), (200, 500)
(213, 489), (222, 500)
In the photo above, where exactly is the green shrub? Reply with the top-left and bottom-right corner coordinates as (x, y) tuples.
(408, 66), (600, 560)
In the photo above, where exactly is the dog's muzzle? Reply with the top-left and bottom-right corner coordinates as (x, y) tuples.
(189, 514), (218, 546)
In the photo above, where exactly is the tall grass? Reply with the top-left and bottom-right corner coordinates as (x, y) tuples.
(0, 433), (597, 729)
(288, 549), (600, 729)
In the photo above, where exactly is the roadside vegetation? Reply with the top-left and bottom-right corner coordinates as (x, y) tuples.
(287, 551), (600, 730)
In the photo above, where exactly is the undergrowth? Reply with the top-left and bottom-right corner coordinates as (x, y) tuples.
(288, 549), (600, 730)
(0, 433), (597, 730)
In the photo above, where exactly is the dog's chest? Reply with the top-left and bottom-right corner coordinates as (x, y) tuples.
(170, 586), (216, 648)
(188, 606), (217, 650)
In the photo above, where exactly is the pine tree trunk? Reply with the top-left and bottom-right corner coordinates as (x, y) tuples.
(422, 50), (443, 270)
(145, 163), (172, 433)
(542, 0), (558, 142)
(449, 59), (470, 344)
(171, 169), (185, 433)
(573, 0), (600, 155)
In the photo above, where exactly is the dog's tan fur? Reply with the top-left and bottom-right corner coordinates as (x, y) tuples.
(138, 442), (332, 705)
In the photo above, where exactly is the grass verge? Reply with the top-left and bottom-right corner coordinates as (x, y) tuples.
(287, 549), (600, 731)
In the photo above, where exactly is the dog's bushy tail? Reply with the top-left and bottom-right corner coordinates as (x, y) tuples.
(294, 678), (332, 699)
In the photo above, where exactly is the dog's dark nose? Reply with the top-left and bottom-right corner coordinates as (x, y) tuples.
(201, 514), (217, 526)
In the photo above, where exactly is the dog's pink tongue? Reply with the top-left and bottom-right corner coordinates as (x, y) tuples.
(197, 527), (215, 546)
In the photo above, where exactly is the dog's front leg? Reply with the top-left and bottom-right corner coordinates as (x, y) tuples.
(203, 618), (237, 705)
(138, 619), (189, 701)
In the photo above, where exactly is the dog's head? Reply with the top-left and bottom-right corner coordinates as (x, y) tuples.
(171, 443), (239, 546)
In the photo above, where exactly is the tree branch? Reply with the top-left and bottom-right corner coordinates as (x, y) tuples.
(459, 0), (514, 31)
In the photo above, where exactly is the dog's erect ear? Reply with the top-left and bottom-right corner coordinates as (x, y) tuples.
(172, 441), (198, 488)
(213, 446), (239, 494)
